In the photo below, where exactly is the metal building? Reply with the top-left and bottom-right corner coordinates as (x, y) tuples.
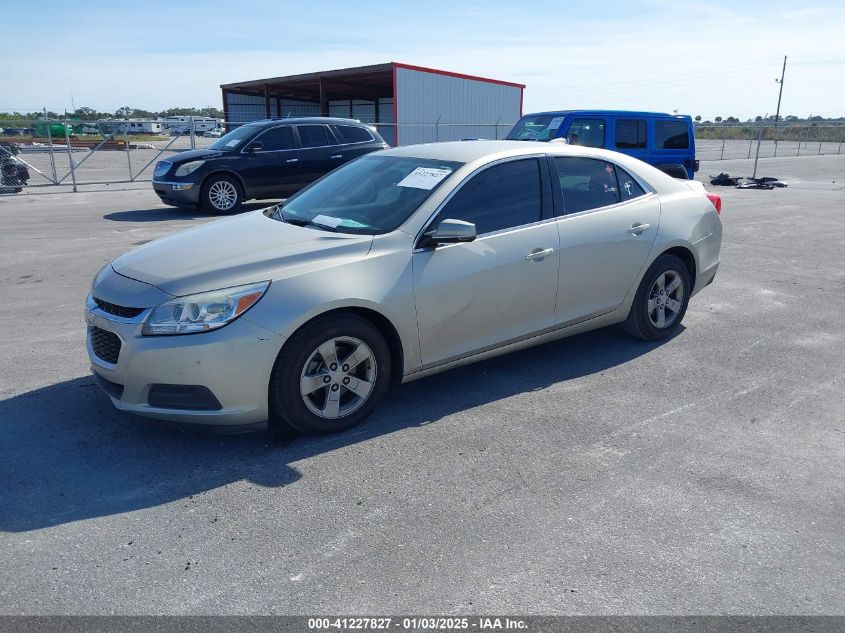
(220, 62), (524, 147)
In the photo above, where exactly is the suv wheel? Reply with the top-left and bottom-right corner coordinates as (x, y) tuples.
(269, 314), (392, 435)
(201, 175), (242, 213)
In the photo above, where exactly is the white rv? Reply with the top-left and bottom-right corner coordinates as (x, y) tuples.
(96, 119), (163, 135)
(163, 116), (218, 135)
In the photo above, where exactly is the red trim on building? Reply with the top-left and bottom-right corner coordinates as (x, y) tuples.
(519, 89), (524, 117)
(392, 65), (399, 147)
(391, 62), (525, 89)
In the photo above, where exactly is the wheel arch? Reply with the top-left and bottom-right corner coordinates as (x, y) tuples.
(277, 304), (406, 385)
(659, 245), (697, 292)
(200, 169), (249, 199)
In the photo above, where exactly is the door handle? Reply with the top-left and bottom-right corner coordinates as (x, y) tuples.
(285, 158), (299, 163)
(525, 247), (554, 262)
(330, 154), (343, 159)
(628, 223), (650, 235)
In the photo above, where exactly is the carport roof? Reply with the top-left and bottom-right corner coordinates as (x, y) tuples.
(220, 62), (525, 102)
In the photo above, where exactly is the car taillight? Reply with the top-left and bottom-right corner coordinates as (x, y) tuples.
(706, 192), (722, 214)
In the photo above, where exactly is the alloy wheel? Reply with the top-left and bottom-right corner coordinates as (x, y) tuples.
(208, 180), (238, 211)
(647, 270), (684, 329)
(299, 336), (377, 419)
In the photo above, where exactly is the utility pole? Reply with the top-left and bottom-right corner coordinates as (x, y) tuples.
(773, 56), (787, 153)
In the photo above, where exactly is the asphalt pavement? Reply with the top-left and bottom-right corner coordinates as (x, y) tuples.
(0, 166), (843, 614)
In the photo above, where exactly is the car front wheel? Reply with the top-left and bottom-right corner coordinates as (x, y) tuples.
(624, 254), (691, 340)
(201, 175), (242, 213)
(269, 314), (392, 434)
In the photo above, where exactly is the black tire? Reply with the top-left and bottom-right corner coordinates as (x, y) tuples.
(269, 313), (392, 435)
(655, 164), (688, 179)
(200, 174), (242, 213)
(624, 254), (691, 341)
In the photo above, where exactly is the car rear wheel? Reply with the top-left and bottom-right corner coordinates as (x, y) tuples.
(624, 254), (691, 340)
(201, 175), (242, 213)
(269, 314), (391, 434)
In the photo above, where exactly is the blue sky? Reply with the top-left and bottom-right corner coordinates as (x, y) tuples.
(2, 0), (844, 119)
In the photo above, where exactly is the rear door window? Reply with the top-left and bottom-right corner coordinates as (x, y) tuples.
(615, 119), (647, 149)
(553, 156), (620, 214)
(297, 125), (336, 148)
(655, 119), (690, 149)
(615, 166), (646, 201)
(566, 118), (605, 147)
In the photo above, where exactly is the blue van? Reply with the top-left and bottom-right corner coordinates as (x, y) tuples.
(506, 110), (699, 179)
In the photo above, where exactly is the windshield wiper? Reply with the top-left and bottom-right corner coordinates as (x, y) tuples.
(274, 209), (340, 232)
(303, 219), (339, 232)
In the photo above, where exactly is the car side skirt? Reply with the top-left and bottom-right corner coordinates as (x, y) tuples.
(401, 308), (626, 384)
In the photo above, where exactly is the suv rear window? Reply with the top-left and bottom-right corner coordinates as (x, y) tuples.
(615, 119), (647, 149)
(655, 120), (689, 149)
(297, 125), (335, 148)
(333, 125), (374, 144)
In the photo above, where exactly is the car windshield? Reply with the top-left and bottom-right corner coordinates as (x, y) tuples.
(207, 125), (258, 151)
(274, 156), (463, 235)
(506, 114), (563, 141)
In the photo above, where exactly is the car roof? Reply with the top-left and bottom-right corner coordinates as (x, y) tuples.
(383, 140), (689, 192)
(383, 140), (587, 162)
(245, 117), (372, 127)
(522, 109), (691, 119)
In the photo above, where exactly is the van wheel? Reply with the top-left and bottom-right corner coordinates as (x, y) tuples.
(269, 314), (391, 435)
(624, 254), (691, 340)
(201, 175), (242, 213)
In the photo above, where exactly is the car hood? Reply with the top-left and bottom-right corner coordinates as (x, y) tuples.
(111, 210), (374, 297)
(166, 148), (223, 163)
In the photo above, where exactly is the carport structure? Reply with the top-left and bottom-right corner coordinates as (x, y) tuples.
(220, 62), (524, 147)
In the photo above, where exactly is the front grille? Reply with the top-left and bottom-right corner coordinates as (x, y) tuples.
(93, 373), (124, 399)
(93, 297), (144, 319)
(90, 326), (121, 364)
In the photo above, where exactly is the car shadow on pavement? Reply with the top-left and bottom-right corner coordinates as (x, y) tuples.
(0, 325), (679, 532)
(103, 201), (279, 223)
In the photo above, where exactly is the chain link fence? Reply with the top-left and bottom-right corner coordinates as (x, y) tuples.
(694, 121), (845, 185)
(0, 117), (515, 194)
(2, 117), (843, 194)
(0, 117), (220, 193)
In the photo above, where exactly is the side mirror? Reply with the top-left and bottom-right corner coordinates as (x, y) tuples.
(424, 218), (477, 246)
(247, 141), (263, 153)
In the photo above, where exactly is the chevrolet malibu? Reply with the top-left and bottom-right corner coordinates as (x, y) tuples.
(86, 141), (722, 434)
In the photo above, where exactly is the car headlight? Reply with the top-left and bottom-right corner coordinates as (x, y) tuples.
(174, 160), (206, 177)
(153, 161), (172, 178)
(142, 281), (269, 336)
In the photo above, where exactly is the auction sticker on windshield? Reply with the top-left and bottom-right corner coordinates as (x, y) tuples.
(397, 167), (452, 190)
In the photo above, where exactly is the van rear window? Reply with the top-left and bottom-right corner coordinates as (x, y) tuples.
(656, 120), (689, 149)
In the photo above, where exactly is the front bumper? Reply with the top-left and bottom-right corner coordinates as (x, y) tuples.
(86, 298), (285, 426)
(152, 180), (201, 207)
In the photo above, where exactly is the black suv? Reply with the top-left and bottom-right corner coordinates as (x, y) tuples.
(152, 117), (388, 212)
